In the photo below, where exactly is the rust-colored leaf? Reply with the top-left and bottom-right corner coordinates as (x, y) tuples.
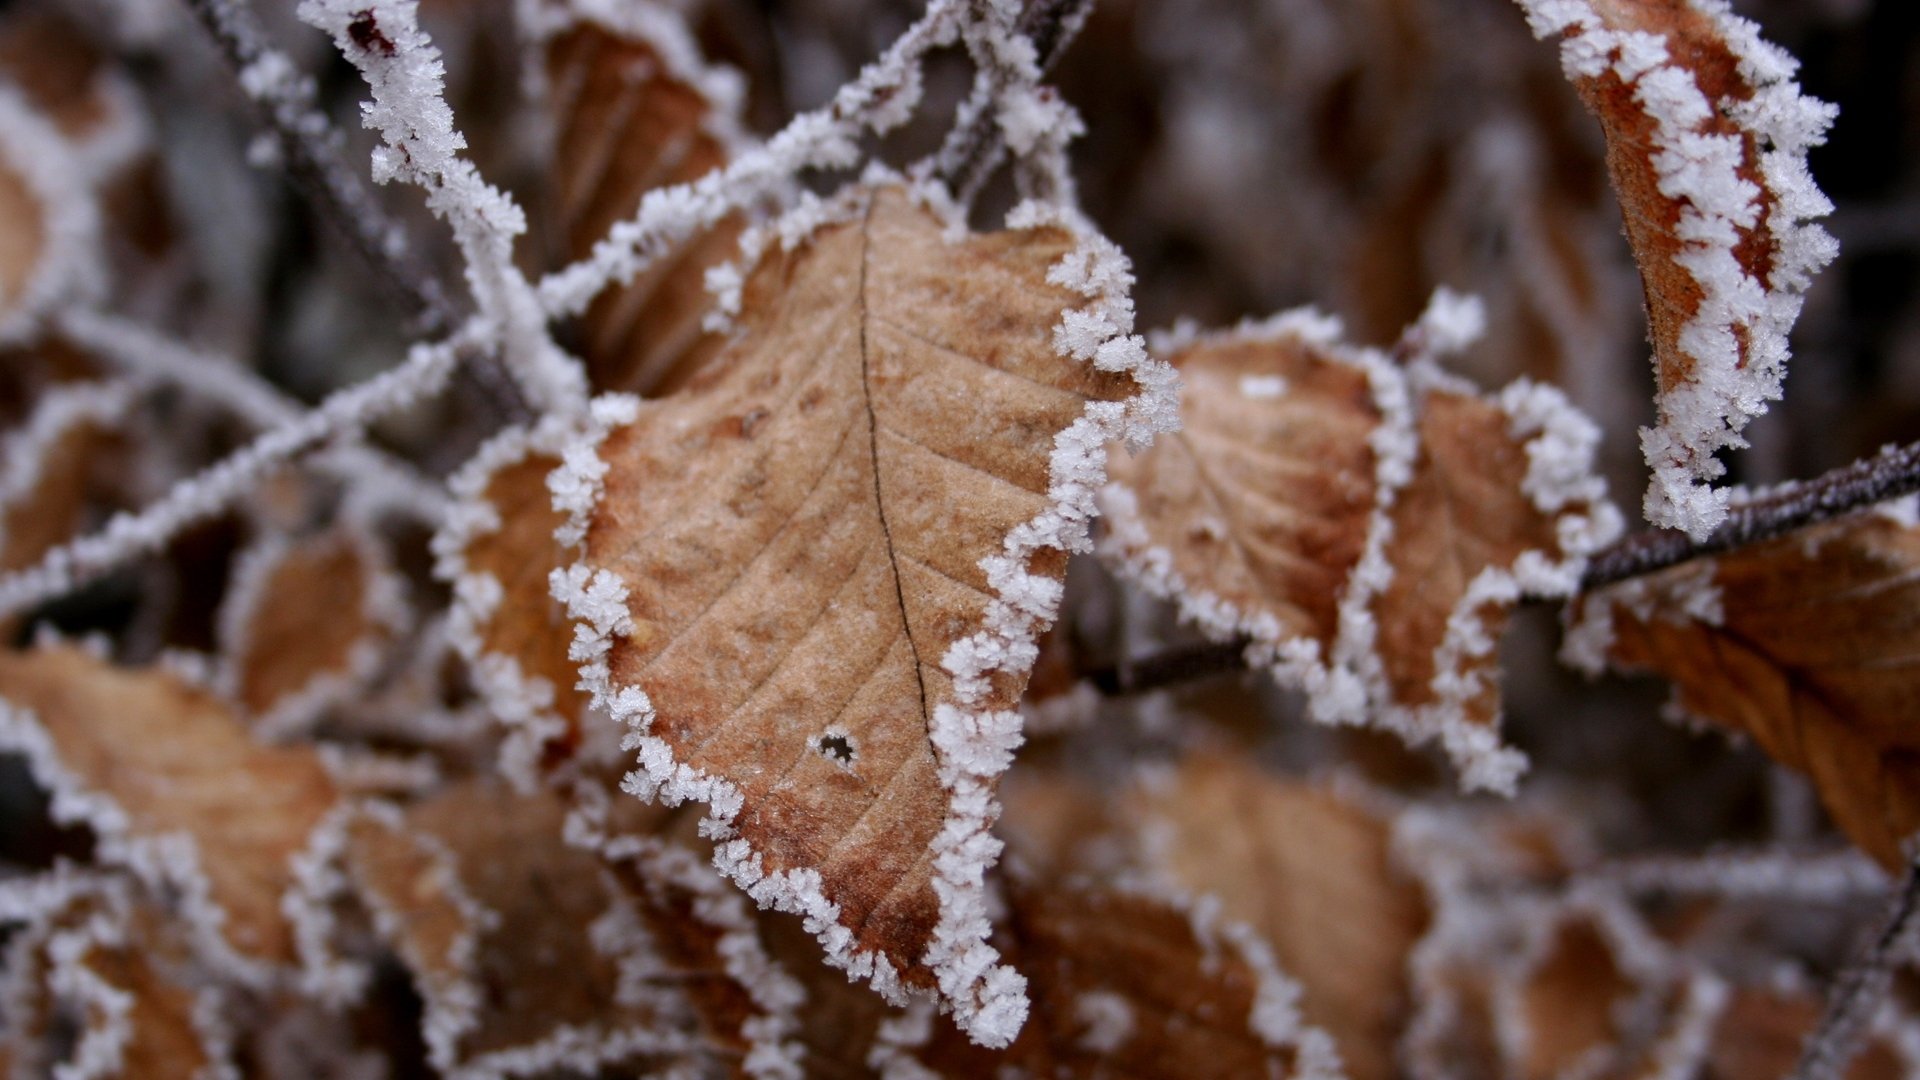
(1515, 0), (1838, 537)
(0, 382), (126, 576)
(1127, 755), (1428, 1080)
(550, 184), (1174, 1043)
(343, 781), (712, 1077)
(1703, 985), (1914, 1080)
(221, 528), (404, 739)
(1567, 506), (1920, 868)
(1099, 311), (1617, 793)
(0, 645), (341, 971)
(436, 420), (595, 787)
(545, 8), (746, 395)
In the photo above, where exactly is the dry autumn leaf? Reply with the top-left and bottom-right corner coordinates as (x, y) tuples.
(0, 644), (341, 976)
(436, 417), (598, 789)
(1125, 755), (1428, 1080)
(1566, 503), (1920, 868)
(1515, 0), (1838, 538)
(548, 181), (1176, 1044)
(1703, 984), (1918, 1080)
(1099, 306), (1618, 793)
(219, 527), (406, 740)
(337, 780), (714, 1076)
(0, 381), (127, 578)
(539, 0), (749, 395)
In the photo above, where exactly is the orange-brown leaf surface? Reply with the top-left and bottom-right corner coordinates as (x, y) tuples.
(343, 781), (697, 1075)
(0, 383), (125, 577)
(1127, 755), (1428, 1080)
(1568, 507), (1920, 867)
(0, 645), (340, 969)
(546, 13), (743, 395)
(437, 425), (593, 785)
(553, 183), (1170, 1041)
(1516, 0), (1837, 535)
(222, 529), (400, 736)
(1100, 317), (1616, 792)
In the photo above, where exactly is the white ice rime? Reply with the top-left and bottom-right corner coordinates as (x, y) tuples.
(1514, 0), (1839, 539)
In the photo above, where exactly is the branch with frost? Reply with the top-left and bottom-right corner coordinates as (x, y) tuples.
(0, 331), (476, 620)
(932, 0), (1094, 205)
(1791, 856), (1920, 1080)
(1582, 437), (1920, 589)
(297, 0), (586, 415)
(181, 0), (453, 337)
(56, 309), (450, 521)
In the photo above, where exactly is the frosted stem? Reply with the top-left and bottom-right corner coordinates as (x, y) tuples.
(179, 0), (455, 338)
(1584, 438), (1920, 588)
(0, 333), (474, 620)
(934, 0), (1094, 205)
(1791, 855), (1920, 1080)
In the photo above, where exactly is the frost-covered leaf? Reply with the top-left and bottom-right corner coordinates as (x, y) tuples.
(1566, 503), (1920, 867)
(434, 419), (595, 788)
(341, 782), (710, 1078)
(1125, 755), (1427, 1080)
(760, 872), (1341, 1078)
(550, 182), (1176, 1045)
(0, 381), (128, 578)
(1100, 308), (1619, 793)
(1515, 0), (1838, 538)
(540, 1), (748, 395)
(0, 645), (341, 975)
(0, 873), (235, 1080)
(219, 527), (407, 740)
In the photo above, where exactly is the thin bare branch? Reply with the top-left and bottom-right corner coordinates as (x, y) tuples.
(1791, 854), (1920, 1080)
(1085, 637), (1251, 697)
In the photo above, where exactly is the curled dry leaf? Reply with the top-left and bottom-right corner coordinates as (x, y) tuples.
(0, 644), (340, 975)
(219, 527), (406, 740)
(548, 182), (1176, 1044)
(1514, 0), (1838, 538)
(1099, 307), (1618, 793)
(540, 0), (748, 395)
(1125, 755), (1428, 1080)
(1566, 503), (1920, 868)
(1702, 984), (1918, 1080)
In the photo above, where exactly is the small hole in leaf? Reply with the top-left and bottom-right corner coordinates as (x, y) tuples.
(818, 733), (855, 764)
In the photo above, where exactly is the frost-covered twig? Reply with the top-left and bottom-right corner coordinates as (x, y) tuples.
(298, 0), (585, 415)
(0, 330), (477, 620)
(180, 0), (456, 338)
(1583, 438), (1920, 589)
(933, 0), (1094, 206)
(1791, 855), (1920, 1080)
(56, 309), (450, 520)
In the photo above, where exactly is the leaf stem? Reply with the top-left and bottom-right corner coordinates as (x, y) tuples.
(1085, 637), (1251, 697)
(1791, 853), (1920, 1080)
(1582, 438), (1920, 588)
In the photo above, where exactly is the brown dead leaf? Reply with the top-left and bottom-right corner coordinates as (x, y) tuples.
(436, 423), (593, 785)
(65, 904), (229, 1078)
(0, 644), (340, 970)
(1517, 0), (1837, 534)
(1100, 315), (1617, 793)
(1128, 755), (1428, 1080)
(343, 781), (707, 1076)
(1704, 985), (1911, 1080)
(1567, 507), (1920, 868)
(546, 14), (744, 395)
(222, 528), (402, 737)
(0, 156), (39, 317)
(0, 383), (126, 576)
(552, 183), (1170, 1041)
